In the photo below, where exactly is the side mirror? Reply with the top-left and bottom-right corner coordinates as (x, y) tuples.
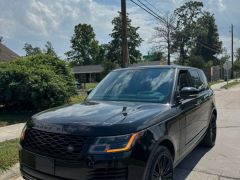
(180, 87), (199, 99)
(87, 88), (94, 95)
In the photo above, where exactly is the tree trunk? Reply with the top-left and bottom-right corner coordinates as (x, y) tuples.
(180, 45), (185, 65)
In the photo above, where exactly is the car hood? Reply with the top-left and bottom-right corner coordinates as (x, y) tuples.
(30, 101), (173, 136)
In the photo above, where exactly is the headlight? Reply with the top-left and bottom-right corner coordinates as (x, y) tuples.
(89, 132), (141, 154)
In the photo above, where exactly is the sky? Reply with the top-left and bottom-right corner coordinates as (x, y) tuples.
(0, 0), (240, 60)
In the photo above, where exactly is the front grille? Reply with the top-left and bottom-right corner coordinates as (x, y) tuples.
(87, 168), (128, 180)
(23, 128), (87, 160)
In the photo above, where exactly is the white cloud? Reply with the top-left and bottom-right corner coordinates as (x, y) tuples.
(0, 0), (240, 58)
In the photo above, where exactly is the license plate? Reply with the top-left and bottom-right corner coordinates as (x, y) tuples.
(21, 150), (55, 175)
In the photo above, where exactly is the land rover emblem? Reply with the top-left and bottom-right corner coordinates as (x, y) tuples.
(67, 145), (74, 152)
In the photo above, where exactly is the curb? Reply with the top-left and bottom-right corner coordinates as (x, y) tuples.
(0, 163), (20, 180)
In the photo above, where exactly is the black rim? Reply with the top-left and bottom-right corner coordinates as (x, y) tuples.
(210, 116), (217, 143)
(152, 154), (173, 180)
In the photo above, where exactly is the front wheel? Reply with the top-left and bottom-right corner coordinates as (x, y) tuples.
(201, 114), (217, 147)
(145, 146), (173, 180)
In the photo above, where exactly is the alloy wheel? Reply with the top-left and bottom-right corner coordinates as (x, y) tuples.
(152, 154), (173, 180)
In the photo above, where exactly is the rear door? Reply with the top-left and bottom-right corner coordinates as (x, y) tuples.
(196, 70), (212, 129)
(184, 70), (205, 145)
(177, 69), (212, 156)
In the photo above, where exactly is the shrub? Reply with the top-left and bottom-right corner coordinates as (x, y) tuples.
(0, 54), (77, 111)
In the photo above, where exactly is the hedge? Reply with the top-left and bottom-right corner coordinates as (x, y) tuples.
(0, 54), (77, 111)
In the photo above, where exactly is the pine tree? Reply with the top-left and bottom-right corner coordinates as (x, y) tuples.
(107, 12), (143, 66)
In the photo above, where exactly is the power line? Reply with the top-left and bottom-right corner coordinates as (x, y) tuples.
(129, 0), (221, 54)
(136, 0), (167, 24)
(196, 41), (220, 53)
(145, 0), (164, 16)
(129, 0), (165, 24)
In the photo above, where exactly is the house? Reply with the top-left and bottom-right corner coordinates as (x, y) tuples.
(73, 61), (162, 83)
(0, 43), (19, 62)
(73, 64), (104, 83)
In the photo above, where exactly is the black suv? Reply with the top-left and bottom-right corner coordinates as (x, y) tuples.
(19, 66), (217, 180)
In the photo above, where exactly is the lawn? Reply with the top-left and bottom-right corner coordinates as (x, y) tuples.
(85, 82), (98, 89)
(69, 94), (87, 104)
(221, 81), (240, 89)
(0, 112), (32, 127)
(0, 139), (19, 172)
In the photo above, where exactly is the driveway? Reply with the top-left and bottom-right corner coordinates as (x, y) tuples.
(0, 123), (25, 143)
(174, 85), (240, 179)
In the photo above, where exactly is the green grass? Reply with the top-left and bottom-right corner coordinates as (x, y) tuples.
(0, 139), (19, 171)
(69, 94), (86, 104)
(86, 82), (98, 90)
(0, 112), (32, 127)
(221, 81), (240, 89)
(209, 80), (224, 87)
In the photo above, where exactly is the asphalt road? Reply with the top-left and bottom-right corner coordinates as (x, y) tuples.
(6, 85), (240, 180)
(174, 85), (240, 180)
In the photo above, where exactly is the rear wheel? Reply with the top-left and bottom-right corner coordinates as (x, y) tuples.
(145, 146), (173, 180)
(201, 114), (217, 147)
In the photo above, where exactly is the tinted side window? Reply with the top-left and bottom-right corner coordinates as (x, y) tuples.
(177, 70), (191, 91)
(189, 70), (203, 89)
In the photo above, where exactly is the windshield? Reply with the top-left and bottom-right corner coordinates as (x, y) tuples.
(87, 68), (175, 103)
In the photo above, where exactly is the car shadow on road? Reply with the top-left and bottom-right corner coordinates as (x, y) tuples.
(174, 146), (211, 180)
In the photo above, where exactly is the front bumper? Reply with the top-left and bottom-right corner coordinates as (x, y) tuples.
(19, 147), (145, 180)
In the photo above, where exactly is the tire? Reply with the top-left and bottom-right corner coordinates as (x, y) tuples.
(144, 146), (173, 180)
(201, 114), (217, 147)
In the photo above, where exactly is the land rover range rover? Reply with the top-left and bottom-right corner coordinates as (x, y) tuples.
(19, 66), (217, 180)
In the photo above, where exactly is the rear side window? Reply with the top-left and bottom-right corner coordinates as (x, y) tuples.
(198, 70), (208, 90)
(189, 70), (203, 90)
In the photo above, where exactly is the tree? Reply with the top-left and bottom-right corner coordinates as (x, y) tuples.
(219, 48), (230, 67)
(191, 12), (222, 64)
(44, 41), (57, 57)
(102, 60), (118, 77)
(188, 55), (205, 69)
(107, 12), (143, 66)
(23, 43), (42, 56)
(152, 13), (176, 65)
(172, 1), (204, 65)
(24, 42), (58, 57)
(95, 44), (109, 65)
(65, 24), (100, 65)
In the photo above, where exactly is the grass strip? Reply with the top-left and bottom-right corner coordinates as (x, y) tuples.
(221, 81), (240, 89)
(0, 139), (19, 172)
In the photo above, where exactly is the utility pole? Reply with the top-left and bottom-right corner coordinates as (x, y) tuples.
(231, 24), (234, 79)
(121, 0), (129, 68)
(167, 24), (170, 65)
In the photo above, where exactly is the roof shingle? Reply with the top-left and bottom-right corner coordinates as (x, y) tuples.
(0, 43), (19, 62)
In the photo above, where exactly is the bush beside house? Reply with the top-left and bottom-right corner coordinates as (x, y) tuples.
(0, 54), (77, 111)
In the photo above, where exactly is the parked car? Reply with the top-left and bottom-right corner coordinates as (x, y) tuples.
(19, 66), (217, 180)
